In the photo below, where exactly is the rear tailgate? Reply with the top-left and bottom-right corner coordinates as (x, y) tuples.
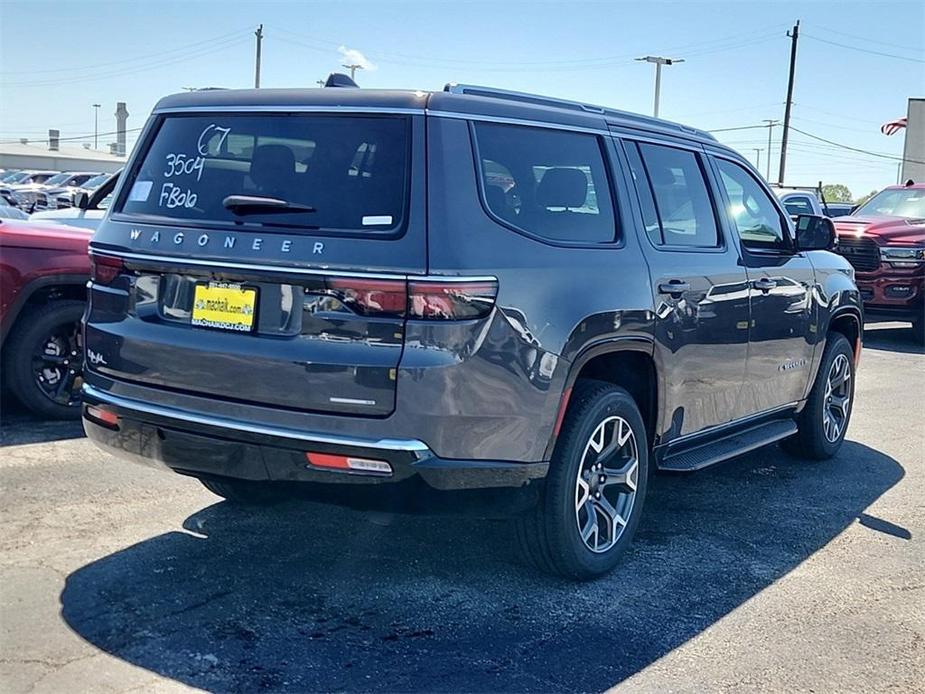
(86, 110), (426, 417)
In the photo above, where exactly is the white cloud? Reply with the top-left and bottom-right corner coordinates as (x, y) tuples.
(337, 45), (377, 72)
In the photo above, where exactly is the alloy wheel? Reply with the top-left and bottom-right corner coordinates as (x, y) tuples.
(822, 353), (851, 443)
(32, 322), (82, 408)
(574, 415), (639, 553)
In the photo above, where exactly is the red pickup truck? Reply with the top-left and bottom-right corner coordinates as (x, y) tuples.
(0, 220), (91, 418)
(834, 182), (925, 343)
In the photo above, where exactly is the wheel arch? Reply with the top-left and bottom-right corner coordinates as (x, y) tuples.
(544, 337), (658, 460)
(1, 275), (88, 347)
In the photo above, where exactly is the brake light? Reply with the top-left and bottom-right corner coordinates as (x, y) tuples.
(325, 278), (407, 317)
(90, 254), (124, 285)
(408, 280), (498, 320)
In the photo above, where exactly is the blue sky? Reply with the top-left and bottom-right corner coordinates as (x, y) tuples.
(1, 0), (922, 198)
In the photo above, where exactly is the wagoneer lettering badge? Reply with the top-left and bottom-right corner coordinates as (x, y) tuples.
(127, 229), (323, 254)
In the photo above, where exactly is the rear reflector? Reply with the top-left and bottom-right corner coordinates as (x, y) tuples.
(89, 253), (124, 285)
(408, 280), (498, 320)
(85, 405), (120, 428)
(306, 452), (393, 476)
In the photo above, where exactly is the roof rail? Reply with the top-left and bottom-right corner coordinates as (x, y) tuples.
(445, 83), (604, 114)
(443, 83), (714, 142)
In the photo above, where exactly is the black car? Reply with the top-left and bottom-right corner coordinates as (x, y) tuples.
(82, 82), (862, 579)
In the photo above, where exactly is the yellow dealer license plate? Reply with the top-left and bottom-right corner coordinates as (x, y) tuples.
(191, 282), (257, 332)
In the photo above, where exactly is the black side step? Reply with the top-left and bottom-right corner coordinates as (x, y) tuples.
(659, 419), (798, 472)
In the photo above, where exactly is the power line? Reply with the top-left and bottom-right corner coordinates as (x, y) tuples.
(788, 125), (925, 165)
(0, 127), (144, 146)
(1, 37), (250, 88)
(270, 24), (785, 71)
(0, 28), (253, 76)
(802, 34), (925, 63)
(812, 24), (924, 53)
(707, 124), (768, 133)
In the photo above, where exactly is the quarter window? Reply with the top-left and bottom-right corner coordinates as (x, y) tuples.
(715, 159), (788, 250)
(637, 143), (720, 248)
(474, 122), (616, 243)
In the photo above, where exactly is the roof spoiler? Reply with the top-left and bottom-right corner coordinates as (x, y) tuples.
(324, 73), (359, 88)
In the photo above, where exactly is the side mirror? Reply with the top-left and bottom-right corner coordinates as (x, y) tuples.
(73, 191), (90, 210)
(794, 214), (836, 251)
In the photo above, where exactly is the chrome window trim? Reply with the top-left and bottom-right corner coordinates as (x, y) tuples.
(82, 384), (432, 456)
(153, 105), (425, 115)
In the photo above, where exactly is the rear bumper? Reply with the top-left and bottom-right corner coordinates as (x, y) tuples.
(81, 384), (548, 491)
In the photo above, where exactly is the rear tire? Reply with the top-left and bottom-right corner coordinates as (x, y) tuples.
(783, 333), (855, 460)
(3, 300), (85, 419)
(516, 380), (649, 580)
(199, 478), (288, 505)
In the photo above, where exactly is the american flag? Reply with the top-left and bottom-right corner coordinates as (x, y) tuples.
(881, 117), (907, 136)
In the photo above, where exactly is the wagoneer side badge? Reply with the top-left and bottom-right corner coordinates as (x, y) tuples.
(128, 228), (324, 255)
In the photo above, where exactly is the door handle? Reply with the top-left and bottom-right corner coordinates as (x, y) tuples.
(753, 278), (777, 293)
(658, 280), (691, 297)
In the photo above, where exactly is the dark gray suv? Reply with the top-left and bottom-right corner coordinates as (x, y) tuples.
(82, 83), (862, 579)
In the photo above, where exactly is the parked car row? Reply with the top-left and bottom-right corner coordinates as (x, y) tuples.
(0, 168), (108, 212)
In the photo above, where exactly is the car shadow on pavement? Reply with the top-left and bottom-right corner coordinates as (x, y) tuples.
(862, 321), (924, 355)
(0, 397), (84, 447)
(60, 441), (903, 693)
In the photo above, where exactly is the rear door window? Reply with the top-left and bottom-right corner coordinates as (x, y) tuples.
(636, 142), (720, 248)
(473, 122), (616, 243)
(117, 114), (410, 233)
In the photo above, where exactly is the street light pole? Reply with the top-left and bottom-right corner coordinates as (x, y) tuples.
(92, 103), (101, 150)
(762, 119), (780, 181)
(635, 56), (684, 118)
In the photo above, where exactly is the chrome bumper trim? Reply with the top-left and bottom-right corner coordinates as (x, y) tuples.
(82, 384), (432, 459)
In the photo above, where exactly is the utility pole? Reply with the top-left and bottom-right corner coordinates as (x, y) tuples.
(342, 63), (363, 80)
(778, 20), (800, 185)
(254, 24), (263, 88)
(635, 56), (684, 118)
(92, 103), (101, 150)
(762, 119), (779, 181)
(753, 148), (763, 171)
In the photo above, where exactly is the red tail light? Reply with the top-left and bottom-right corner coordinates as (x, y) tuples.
(90, 253), (124, 285)
(408, 280), (498, 320)
(325, 278), (407, 317)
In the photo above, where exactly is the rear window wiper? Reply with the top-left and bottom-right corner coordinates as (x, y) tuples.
(222, 195), (316, 216)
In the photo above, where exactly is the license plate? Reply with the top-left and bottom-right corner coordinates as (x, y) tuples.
(191, 282), (257, 332)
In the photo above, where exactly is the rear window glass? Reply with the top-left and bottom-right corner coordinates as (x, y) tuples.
(782, 195), (814, 216)
(473, 122), (616, 243)
(118, 114), (409, 233)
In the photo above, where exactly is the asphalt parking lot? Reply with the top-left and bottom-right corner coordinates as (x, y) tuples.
(1, 321), (923, 693)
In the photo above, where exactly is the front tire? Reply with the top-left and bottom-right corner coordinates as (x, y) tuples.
(517, 381), (649, 580)
(784, 333), (855, 460)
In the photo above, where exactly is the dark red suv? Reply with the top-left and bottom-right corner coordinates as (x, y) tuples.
(0, 220), (90, 418)
(834, 182), (925, 342)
